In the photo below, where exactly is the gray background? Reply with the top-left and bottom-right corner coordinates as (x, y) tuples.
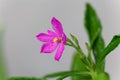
(0, 0), (120, 80)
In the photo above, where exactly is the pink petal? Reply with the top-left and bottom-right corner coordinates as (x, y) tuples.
(36, 33), (54, 42)
(55, 43), (64, 61)
(47, 30), (58, 37)
(51, 17), (63, 36)
(62, 33), (67, 44)
(41, 42), (58, 53)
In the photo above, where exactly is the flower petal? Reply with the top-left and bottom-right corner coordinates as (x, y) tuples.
(62, 33), (67, 44)
(55, 43), (64, 61)
(36, 33), (54, 42)
(41, 42), (58, 53)
(51, 17), (63, 35)
(47, 30), (58, 37)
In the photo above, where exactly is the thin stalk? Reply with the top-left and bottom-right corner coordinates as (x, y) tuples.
(56, 71), (91, 80)
(66, 38), (93, 70)
(0, 24), (7, 80)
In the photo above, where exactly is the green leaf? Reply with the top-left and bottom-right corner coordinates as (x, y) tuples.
(41, 71), (73, 79)
(39, 71), (89, 80)
(84, 3), (102, 46)
(57, 71), (91, 80)
(93, 72), (110, 80)
(9, 77), (40, 80)
(0, 24), (7, 80)
(99, 35), (120, 62)
(71, 53), (91, 80)
(84, 3), (105, 72)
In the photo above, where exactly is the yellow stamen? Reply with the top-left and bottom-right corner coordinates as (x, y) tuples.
(53, 38), (58, 42)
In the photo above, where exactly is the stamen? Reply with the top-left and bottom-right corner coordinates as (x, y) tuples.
(58, 38), (62, 42)
(53, 38), (58, 42)
(53, 37), (63, 43)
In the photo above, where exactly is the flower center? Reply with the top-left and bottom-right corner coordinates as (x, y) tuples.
(53, 37), (62, 43)
(53, 38), (58, 42)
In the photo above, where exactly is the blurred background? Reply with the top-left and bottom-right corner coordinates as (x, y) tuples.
(0, 0), (120, 80)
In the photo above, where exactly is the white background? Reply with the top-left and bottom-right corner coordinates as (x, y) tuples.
(0, 0), (120, 80)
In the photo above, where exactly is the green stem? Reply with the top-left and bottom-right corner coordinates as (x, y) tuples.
(66, 38), (93, 71)
(92, 72), (110, 80)
(0, 24), (7, 80)
(41, 71), (74, 79)
(56, 71), (91, 80)
(86, 43), (95, 68)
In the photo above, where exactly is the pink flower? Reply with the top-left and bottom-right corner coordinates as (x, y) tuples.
(36, 17), (67, 61)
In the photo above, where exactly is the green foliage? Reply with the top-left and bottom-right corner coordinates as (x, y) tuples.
(92, 72), (110, 80)
(41, 71), (74, 79)
(71, 53), (91, 80)
(99, 35), (120, 62)
(9, 77), (40, 80)
(56, 71), (91, 80)
(39, 71), (90, 80)
(70, 34), (80, 48)
(84, 3), (105, 72)
(67, 35), (89, 66)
